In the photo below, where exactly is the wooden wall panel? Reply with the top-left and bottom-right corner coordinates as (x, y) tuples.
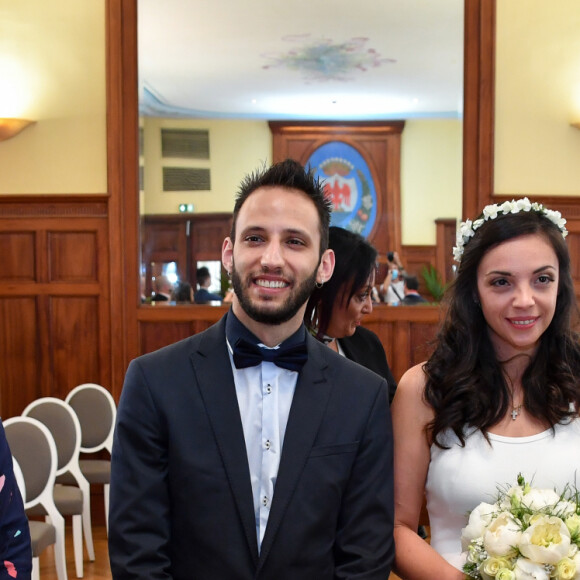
(191, 214), (232, 263)
(136, 305), (442, 383)
(0, 297), (39, 415)
(48, 232), (98, 282)
(49, 296), (102, 398)
(0, 197), (111, 418)
(0, 232), (36, 281)
(140, 321), (195, 355)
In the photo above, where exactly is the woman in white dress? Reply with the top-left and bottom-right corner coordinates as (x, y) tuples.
(392, 199), (580, 579)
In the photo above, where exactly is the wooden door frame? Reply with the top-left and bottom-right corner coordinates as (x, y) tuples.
(106, 0), (497, 394)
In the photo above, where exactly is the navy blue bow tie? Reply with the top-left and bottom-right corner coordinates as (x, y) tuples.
(232, 337), (308, 372)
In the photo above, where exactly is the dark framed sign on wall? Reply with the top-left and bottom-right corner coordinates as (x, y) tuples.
(269, 121), (404, 258)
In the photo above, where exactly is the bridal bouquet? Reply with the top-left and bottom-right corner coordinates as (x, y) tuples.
(461, 474), (580, 580)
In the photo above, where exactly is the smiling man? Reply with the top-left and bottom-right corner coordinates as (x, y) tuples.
(109, 159), (395, 580)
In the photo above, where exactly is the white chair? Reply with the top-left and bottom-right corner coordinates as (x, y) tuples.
(13, 457), (57, 580)
(65, 383), (116, 532)
(5, 417), (67, 580)
(23, 397), (96, 577)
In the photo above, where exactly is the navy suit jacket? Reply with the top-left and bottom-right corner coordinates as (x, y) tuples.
(109, 314), (394, 579)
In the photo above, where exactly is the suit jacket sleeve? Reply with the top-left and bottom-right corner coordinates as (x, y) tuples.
(333, 379), (395, 579)
(109, 358), (173, 579)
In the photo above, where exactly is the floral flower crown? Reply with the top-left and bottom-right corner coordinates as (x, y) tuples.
(453, 197), (568, 262)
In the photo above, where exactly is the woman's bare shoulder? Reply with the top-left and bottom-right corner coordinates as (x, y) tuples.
(392, 362), (433, 423)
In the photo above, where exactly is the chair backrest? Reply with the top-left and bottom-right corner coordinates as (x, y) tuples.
(23, 397), (82, 476)
(4, 417), (58, 513)
(65, 383), (116, 454)
(12, 456), (26, 503)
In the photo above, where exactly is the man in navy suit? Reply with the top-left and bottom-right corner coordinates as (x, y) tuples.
(109, 159), (394, 579)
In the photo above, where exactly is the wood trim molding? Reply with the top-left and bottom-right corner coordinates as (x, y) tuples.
(106, 0), (140, 398)
(462, 0), (496, 219)
(0, 195), (108, 217)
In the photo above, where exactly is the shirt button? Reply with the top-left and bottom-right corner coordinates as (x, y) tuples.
(262, 496), (269, 507)
(264, 439), (271, 450)
(266, 385), (272, 394)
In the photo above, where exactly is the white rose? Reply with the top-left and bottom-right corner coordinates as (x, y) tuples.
(572, 552), (580, 579)
(461, 502), (498, 551)
(522, 488), (561, 511)
(514, 558), (550, 580)
(480, 556), (514, 579)
(496, 568), (517, 580)
(519, 515), (571, 564)
(484, 512), (522, 557)
(555, 557), (576, 580)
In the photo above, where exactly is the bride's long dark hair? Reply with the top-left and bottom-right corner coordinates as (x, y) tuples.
(424, 209), (580, 448)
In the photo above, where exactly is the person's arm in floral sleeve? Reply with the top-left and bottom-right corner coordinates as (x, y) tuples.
(0, 421), (32, 579)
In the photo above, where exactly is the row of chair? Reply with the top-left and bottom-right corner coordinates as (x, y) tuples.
(5, 383), (117, 580)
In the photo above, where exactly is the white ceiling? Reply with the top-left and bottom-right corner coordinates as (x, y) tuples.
(138, 0), (464, 121)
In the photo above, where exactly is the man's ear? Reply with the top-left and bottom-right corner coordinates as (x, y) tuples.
(317, 249), (335, 285)
(222, 237), (234, 274)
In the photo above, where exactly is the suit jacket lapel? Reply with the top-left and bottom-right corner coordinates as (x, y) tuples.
(191, 316), (260, 564)
(257, 335), (332, 568)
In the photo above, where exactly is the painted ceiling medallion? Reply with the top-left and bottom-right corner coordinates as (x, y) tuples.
(262, 35), (395, 82)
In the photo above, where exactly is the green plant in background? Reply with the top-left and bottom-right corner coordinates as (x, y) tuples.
(421, 264), (448, 303)
(220, 267), (231, 298)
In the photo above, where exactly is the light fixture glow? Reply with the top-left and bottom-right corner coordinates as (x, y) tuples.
(0, 118), (36, 142)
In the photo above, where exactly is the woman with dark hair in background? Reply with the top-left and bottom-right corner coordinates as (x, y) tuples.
(304, 226), (397, 403)
(171, 281), (194, 304)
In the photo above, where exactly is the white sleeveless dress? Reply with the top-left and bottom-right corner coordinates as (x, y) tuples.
(426, 419), (580, 570)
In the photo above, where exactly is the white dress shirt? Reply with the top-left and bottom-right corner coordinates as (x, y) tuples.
(227, 342), (298, 551)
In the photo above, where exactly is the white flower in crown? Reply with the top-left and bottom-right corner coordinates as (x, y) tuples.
(453, 198), (568, 262)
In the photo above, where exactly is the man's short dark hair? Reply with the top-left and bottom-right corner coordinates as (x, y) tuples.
(404, 275), (420, 291)
(196, 267), (210, 285)
(230, 159), (333, 255)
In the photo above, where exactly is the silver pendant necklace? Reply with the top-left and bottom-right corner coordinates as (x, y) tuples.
(511, 404), (523, 420)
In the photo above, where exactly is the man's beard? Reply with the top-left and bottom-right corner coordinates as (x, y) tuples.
(231, 263), (318, 325)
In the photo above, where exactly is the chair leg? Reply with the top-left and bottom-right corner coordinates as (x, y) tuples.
(79, 479), (95, 561)
(32, 556), (40, 580)
(104, 483), (110, 534)
(72, 514), (83, 578)
(50, 512), (68, 580)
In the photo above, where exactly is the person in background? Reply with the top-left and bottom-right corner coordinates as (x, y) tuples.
(109, 159), (395, 579)
(171, 281), (194, 304)
(151, 274), (173, 302)
(378, 251), (406, 305)
(401, 275), (428, 305)
(0, 421), (32, 579)
(305, 226), (397, 403)
(391, 198), (580, 579)
(194, 266), (222, 304)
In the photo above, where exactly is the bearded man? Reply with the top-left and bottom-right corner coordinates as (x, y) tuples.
(109, 159), (394, 580)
